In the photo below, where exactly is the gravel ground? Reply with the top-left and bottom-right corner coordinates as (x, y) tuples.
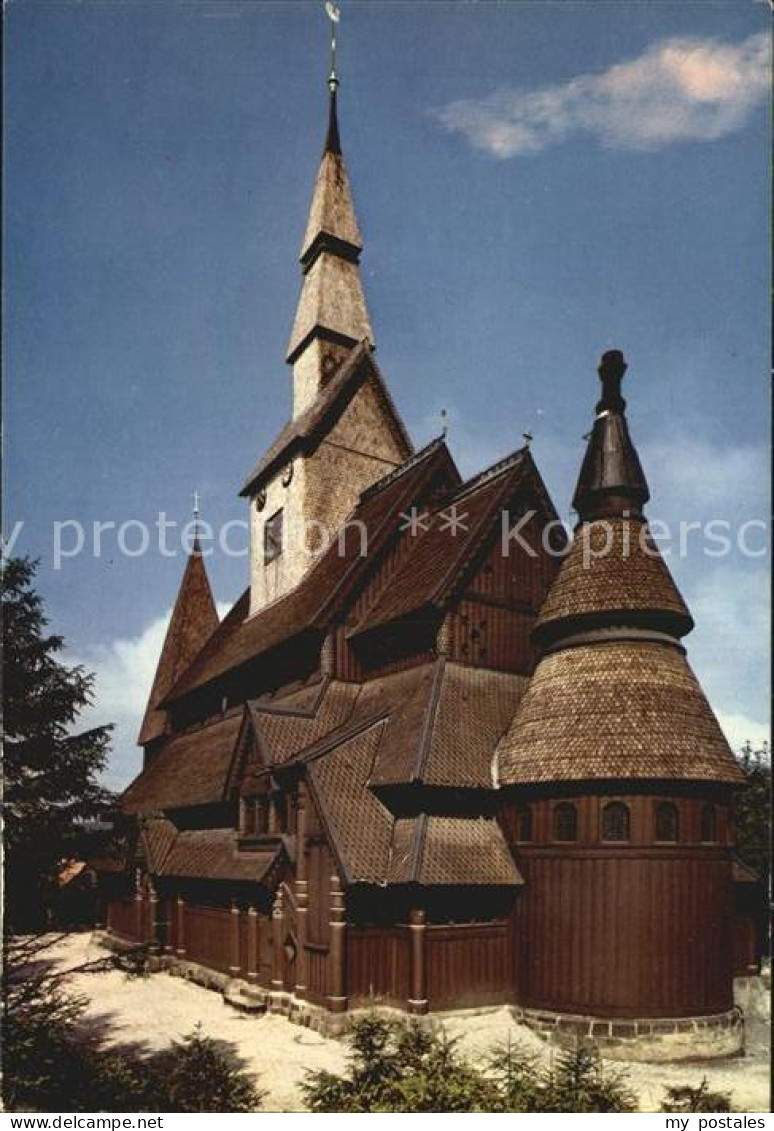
(48, 934), (770, 1113)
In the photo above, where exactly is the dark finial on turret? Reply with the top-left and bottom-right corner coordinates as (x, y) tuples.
(571, 348), (649, 521)
(596, 349), (627, 414)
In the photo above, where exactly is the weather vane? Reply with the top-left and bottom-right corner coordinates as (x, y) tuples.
(440, 408), (448, 439)
(325, 2), (341, 90)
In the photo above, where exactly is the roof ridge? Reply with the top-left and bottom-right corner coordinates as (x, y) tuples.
(359, 434), (448, 503)
(429, 457), (528, 607)
(445, 446), (526, 505)
(412, 657), (447, 783)
(247, 675), (331, 720)
(287, 710), (387, 769)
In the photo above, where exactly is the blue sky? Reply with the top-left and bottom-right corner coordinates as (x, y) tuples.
(4, 1), (770, 788)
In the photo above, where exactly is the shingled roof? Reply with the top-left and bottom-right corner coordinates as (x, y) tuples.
(122, 711), (243, 814)
(496, 640), (744, 786)
(387, 816), (522, 886)
(306, 719), (521, 887)
(534, 519), (693, 644)
(138, 545), (220, 745)
(166, 439), (459, 703)
(349, 449), (532, 636)
(160, 829), (281, 883)
(240, 343), (411, 497)
(129, 815), (282, 884)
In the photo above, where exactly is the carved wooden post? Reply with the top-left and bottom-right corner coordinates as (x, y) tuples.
(134, 870), (144, 941)
(148, 881), (159, 952)
(295, 784), (309, 998)
(327, 873), (347, 1013)
(246, 905), (259, 983)
(408, 908), (428, 1015)
(271, 889), (285, 992)
(164, 892), (175, 954)
(268, 791), (279, 836)
(176, 893), (186, 957)
(229, 900), (241, 976)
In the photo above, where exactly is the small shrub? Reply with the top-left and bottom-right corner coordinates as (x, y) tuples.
(303, 1014), (498, 1112)
(541, 1041), (637, 1113)
(661, 1078), (732, 1113)
(304, 1015), (638, 1114)
(146, 1025), (265, 1113)
(486, 1036), (543, 1112)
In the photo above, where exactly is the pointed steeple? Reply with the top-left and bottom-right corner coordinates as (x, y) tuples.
(287, 68), (374, 417)
(137, 541), (220, 746)
(572, 350), (649, 522)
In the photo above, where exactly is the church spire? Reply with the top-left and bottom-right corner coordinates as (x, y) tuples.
(286, 6), (374, 416)
(137, 530), (219, 746)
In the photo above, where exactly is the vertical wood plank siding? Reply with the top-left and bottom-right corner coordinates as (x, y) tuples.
(181, 904), (234, 974)
(347, 927), (410, 1003)
(516, 852), (733, 1017)
(305, 947), (330, 1003)
(425, 922), (512, 1009)
(107, 898), (138, 941)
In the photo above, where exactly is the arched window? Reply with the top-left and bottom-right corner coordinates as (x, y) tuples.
(602, 801), (630, 842)
(517, 806), (533, 842)
(553, 802), (577, 842)
(655, 802), (679, 842)
(700, 803), (718, 842)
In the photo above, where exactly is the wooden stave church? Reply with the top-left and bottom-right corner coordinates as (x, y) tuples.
(97, 70), (760, 1055)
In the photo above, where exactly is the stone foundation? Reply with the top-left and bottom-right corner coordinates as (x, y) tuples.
(96, 934), (750, 1059)
(515, 1005), (745, 1063)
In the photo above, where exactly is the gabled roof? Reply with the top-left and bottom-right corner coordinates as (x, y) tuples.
(161, 829), (281, 883)
(306, 719), (521, 888)
(131, 814), (282, 884)
(122, 711), (243, 814)
(240, 342), (411, 497)
(166, 438), (459, 703)
(235, 678), (361, 794)
(261, 661), (526, 791)
(349, 447), (555, 637)
(138, 546), (220, 745)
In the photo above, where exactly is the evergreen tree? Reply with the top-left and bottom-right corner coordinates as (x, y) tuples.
(733, 740), (771, 882)
(2, 557), (114, 930)
(733, 740), (771, 949)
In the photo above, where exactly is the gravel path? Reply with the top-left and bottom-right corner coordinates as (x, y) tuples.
(50, 934), (770, 1112)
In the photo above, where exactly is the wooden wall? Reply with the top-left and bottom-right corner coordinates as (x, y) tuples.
(501, 794), (736, 1018)
(347, 926), (410, 1004)
(107, 896), (139, 942)
(514, 851), (733, 1017)
(426, 921), (513, 1009)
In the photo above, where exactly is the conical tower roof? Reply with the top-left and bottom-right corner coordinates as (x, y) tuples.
(497, 350), (742, 788)
(535, 351), (690, 648)
(138, 542), (220, 745)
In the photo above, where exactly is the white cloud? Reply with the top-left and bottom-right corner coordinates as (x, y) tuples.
(70, 601), (230, 791)
(434, 32), (769, 157)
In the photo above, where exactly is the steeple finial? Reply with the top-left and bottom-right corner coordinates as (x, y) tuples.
(596, 349), (627, 414)
(571, 349), (649, 521)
